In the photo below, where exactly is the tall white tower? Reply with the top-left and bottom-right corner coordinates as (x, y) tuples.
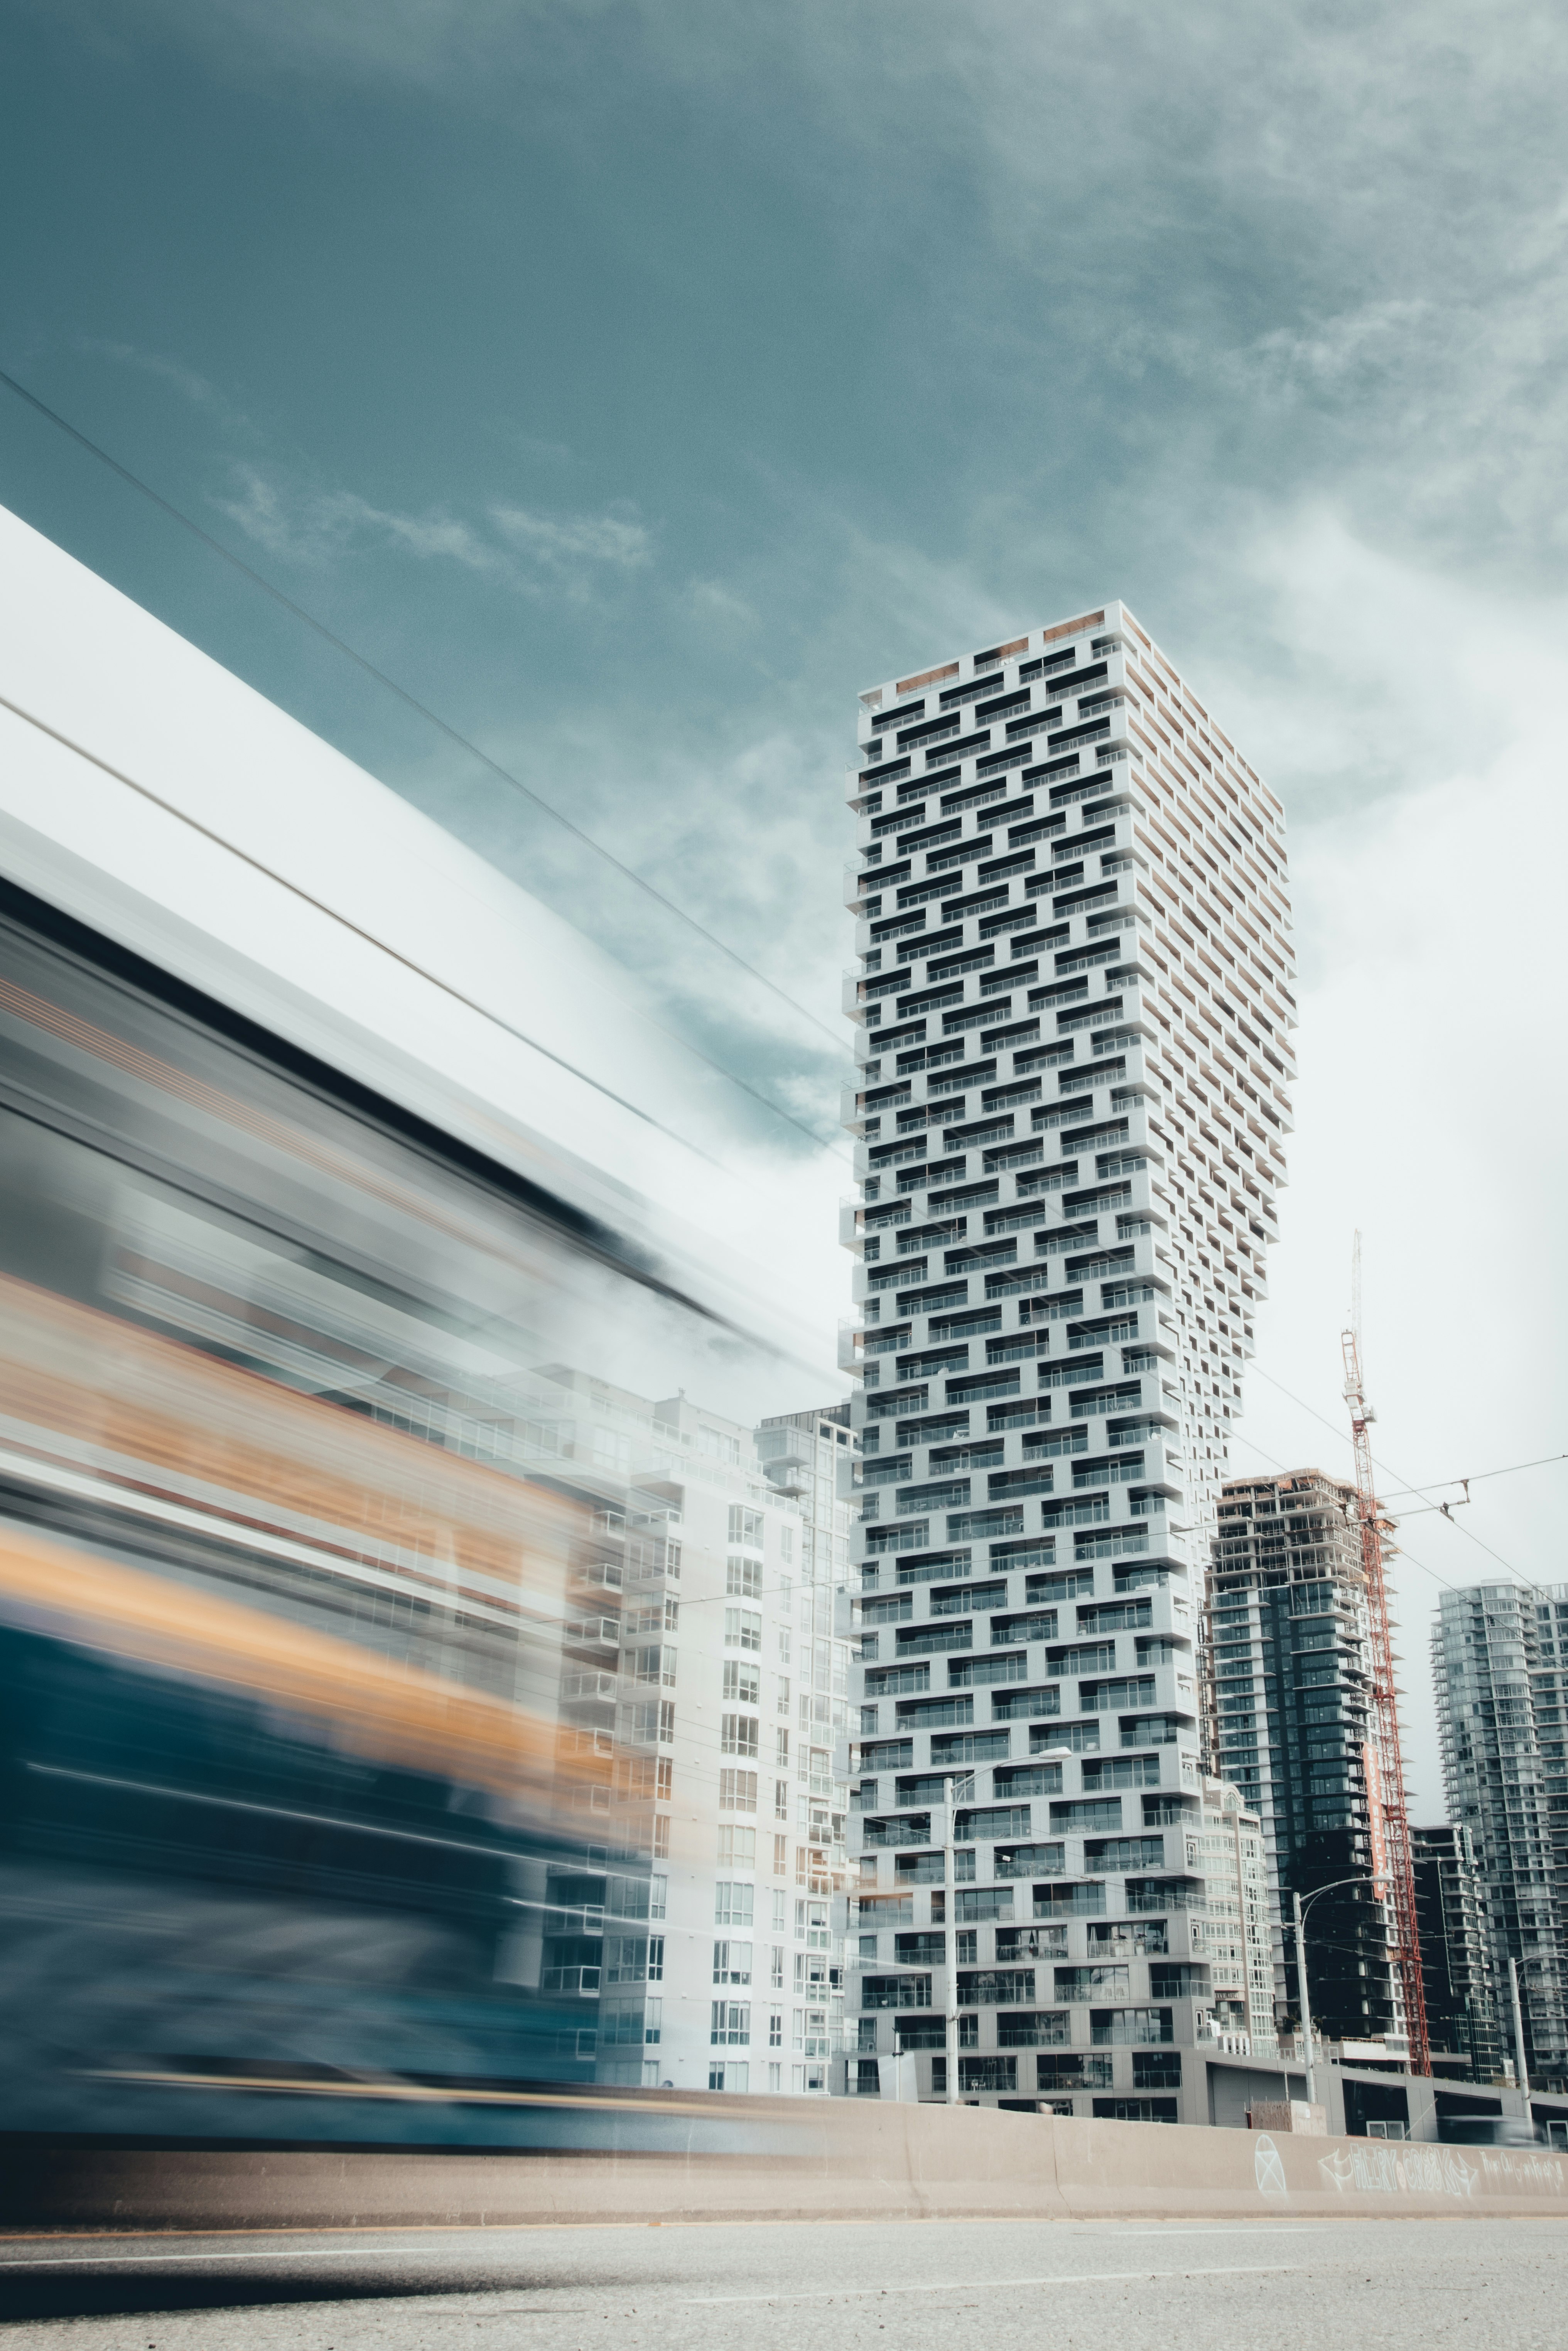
(842, 603), (1295, 2116)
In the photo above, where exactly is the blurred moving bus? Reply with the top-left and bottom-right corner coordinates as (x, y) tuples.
(0, 503), (829, 2149)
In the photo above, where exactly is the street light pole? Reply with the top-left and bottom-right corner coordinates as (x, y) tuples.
(1509, 1956), (1532, 2101)
(1290, 1871), (1389, 2114)
(1292, 1889), (1316, 2109)
(941, 1770), (972, 2107)
(943, 1773), (957, 2107)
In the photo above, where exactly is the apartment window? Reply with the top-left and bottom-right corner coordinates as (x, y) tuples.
(719, 1769), (759, 1812)
(711, 2002), (751, 2047)
(778, 1629), (793, 1665)
(779, 1570), (793, 1607)
(773, 1834), (789, 1875)
(647, 1936), (665, 1982)
(717, 1826), (757, 1868)
(727, 1556), (763, 1600)
(770, 1944), (785, 1988)
(603, 1935), (647, 1985)
(716, 1882), (755, 1927)
(659, 1700), (676, 1744)
(653, 1816), (670, 1858)
(713, 1940), (753, 1985)
(643, 1998), (663, 2046)
(726, 1608), (763, 1652)
(615, 1756), (659, 1802)
(959, 2056), (1018, 2095)
(656, 1757), (673, 1800)
(776, 1728), (790, 1766)
(722, 1713), (760, 1759)
(775, 1778), (789, 1821)
(771, 1888), (788, 1932)
(724, 1659), (760, 1704)
(729, 1505), (765, 1547)
(769, 2010), (784, 2048)
(1132, 2049), (1181, 2089)
(1090, 2007), (1173, 2046)
(650, 1874), (668, 1921)
(768, 2062), (782, 2091)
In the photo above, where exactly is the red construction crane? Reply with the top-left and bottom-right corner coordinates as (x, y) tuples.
(1342, 1244), (1430, 2076)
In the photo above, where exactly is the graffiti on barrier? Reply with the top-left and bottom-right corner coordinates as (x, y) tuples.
(1317, 2143), (1475, 2196)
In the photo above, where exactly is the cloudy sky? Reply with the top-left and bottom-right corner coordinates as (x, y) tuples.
(3, 0), (1566, 1804)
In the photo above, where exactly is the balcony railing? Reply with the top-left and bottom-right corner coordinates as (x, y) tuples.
(541, 1965), (601, 1996)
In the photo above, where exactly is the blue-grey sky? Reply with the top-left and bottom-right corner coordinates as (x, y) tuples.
(4, 0), (1567, 1800)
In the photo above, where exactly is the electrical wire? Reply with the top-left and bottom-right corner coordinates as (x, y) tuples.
(1382, 1453), (1568, 1506)
(1227, 1427), (1467, 1603)
(1249, 1365), (1541, 1587)
(0, 364), (853, 1113)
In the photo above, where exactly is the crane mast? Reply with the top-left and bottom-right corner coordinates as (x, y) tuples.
(1341, 1294), (1430, 2076)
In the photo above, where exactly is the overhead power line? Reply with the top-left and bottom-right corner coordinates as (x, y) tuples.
(1380, 1453), (1568, 1503)
(0, 363), (852, 1085)
(1249, 1365), (1554, 1590)
(1229, 1428), (1466, 1602)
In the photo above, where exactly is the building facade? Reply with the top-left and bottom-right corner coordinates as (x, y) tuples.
(1411, 1823), (1506, 2083)
(1207, 1468), (1404, 2050)
(841, 602), (1295, 2111)
(1433, 1582), (1568, 2093)
(527, 1370), (856, 2094)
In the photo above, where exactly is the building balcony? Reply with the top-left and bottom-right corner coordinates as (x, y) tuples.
(541, 1965), (602, 1997)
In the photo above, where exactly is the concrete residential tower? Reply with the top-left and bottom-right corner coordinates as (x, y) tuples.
(1208, 1468), (1404, 2052)
(1432, 1582), (1568, 2093)
(528, 1369), (856, 2096)
(842, 603), (1295, 2116)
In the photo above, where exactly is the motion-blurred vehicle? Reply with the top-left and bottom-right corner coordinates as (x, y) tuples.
(0, 503), (830, 2157)
(1437, 2115), (1546, 2147)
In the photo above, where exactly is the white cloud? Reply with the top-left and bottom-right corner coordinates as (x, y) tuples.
(489, 503), (651, 571)
(211, 464), (650, 594)
(1215, 513), (1568, 1816)
(77, 337), (225, 410)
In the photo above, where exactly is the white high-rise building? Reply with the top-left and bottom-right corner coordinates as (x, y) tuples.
(842, 603), (1295, 2116)
(530, 1369), (856, 2095)
(1432, 1581), (1568, 2093)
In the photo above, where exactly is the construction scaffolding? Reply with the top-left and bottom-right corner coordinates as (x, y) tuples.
(1341, 1280), (1431, 2076)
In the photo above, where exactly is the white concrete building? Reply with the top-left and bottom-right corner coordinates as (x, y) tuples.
(841, 603), (1295, 2118)
(1432, 1581), (1568, 2093)
(530, 1370), (856, 2094)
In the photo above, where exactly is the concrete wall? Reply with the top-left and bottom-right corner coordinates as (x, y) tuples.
(8, 2090), (1568, 2231)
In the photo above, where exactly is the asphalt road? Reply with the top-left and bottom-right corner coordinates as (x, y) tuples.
(0, 2214), (1563, 2350)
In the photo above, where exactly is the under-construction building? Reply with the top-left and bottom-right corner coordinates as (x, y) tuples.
(1208, 1468), (1404, 2049)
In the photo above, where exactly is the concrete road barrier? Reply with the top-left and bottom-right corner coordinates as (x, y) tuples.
(6, 2092), (1568, 2232)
